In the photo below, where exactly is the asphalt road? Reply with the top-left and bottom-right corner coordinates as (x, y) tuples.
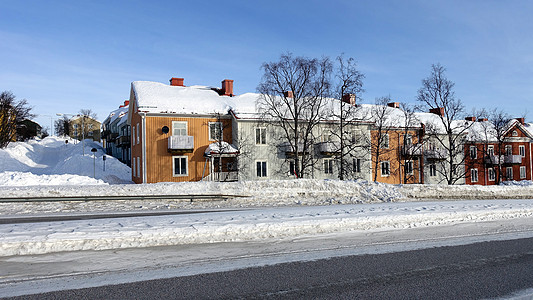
(5, 236), (533, 299)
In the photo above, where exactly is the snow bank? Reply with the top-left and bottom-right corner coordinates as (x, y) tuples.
(2, 200), (533, 256)
(0, 136), (132, 185)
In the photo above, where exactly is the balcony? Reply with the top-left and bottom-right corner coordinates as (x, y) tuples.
(316, 141), (340, 155)
(401, 144), (423, 156)
(117, 135), (130, 147)
(424, 148), (447, 160)
(280, 142), (309, 155)
(204, 171), (239, 182)
(485, 155), (522, 165)
(168, 135), (194, 153)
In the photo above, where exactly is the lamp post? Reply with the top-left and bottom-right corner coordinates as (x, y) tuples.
(41, 115), (54, 136)
(91, 148), (97, 178)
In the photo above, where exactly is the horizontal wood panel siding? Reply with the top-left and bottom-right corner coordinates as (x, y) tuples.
(145, 116), (232, 183)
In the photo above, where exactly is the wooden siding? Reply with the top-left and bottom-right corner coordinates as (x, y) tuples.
(143, 115), (232, 183)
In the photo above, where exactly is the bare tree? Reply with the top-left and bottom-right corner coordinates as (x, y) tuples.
(476, 109), (512, 184)
(257, 53), (331, 178)
(370, 96), (395, 182)
(0, 91), (34, 148)
(54, 115), (70, 136)
(417, 64), (474, 185)
(327, 55), (367, 180)
(399, 102), (422, 184)
(76, 109), (98, 141)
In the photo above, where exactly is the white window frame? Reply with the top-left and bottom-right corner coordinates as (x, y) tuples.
(404, 134), (412, 145)
(381, 161), (390, 177)
(487, 145), (494, 156)
(136, 157), (140, 179)
(136, 123), (139, 145)
(519, 145), (525, 157)
(470, 146), (477, 159)
(488, 168), (495, 181)
(324, 158), (334, 174)
(429, 163), (437, 177)
(505, 145), (513, 156)
(405, 160), (413, 175)
(132, 158), (136, 178)
(471, 168), (478, 183)
(381, 134), (389, 149)
(256, 160), (268, 178)
(209, 122), (223, 141)
(172, 156), (188, 177)
(131, 126), (135, 146)
(520, 166), (526, 179)
(172, 121), (188, 136)
(353, 158), (361, 173)
(255, 127), (267, 145)
(506, 167), (513, 180)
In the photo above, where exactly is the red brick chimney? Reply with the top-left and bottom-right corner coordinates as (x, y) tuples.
(119, 100), (130, 108)
(170, 77), (184, 86)
(478, 118), (488, 122)
(429, 107), (444, 116)
(516, 117), (525, 125)
(284, 91), (294, 98)
(465, 116), (476, 122)
(221, 79), (234, 96)
(387, 102), (399, 108)
(342, 94), (356, 105)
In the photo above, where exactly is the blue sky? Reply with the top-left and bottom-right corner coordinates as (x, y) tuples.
(1, 0), (532, 132)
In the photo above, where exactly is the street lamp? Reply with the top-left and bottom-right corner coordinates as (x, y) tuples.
(40, 115), (54, 136)
(91, 147), (97, 178)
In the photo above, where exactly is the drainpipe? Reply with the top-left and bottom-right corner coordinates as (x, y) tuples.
(141, 112), (147, 183)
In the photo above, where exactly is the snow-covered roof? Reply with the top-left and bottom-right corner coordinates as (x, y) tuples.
(131, 81), (257, 116)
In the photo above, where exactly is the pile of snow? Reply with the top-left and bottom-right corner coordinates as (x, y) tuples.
(0, 136), (132, 185)
(2, 199), (533, 256)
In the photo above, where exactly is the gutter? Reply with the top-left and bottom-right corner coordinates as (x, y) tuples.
(141, 112), (147, 183)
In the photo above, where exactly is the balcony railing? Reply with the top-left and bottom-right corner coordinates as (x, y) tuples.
(401, 144), (423, 156)
(168, 135), (194, 152)
(117, 135), (130, 147)
(280, 142), (309, 154)
(205, 171), (239, 182)
(485, 154), (522, 165)
(316, 141), (340, 154)
(424, 148), (447, 160)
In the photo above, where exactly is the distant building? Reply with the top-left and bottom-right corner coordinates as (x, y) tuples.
(102, 101), (130, 166)
(16, 119), (42, 141)
(69, 116), (101, 142)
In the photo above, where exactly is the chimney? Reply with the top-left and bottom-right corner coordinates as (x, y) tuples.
(170, 77), (184, 86)
(119, 100), (130, 108)
(284, 91), (294, 98)
(342, 94), (356, 105)
(478, 118), (487, 122)
(516, 117), (525, 125)
(221, 79), (234, 96)
(465, 117), (476, 122)
(387, 102), (399, 108)
(429, 107), (444, 116)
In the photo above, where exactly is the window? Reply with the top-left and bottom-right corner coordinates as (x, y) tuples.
(405, 160), (413, 175)
(381, 161), (390, 176)
(73, 124), (78, 129)
(471, 168), (478, 183)
(324, 159), (333, 174)
(488, 168), (496, 181)
(470, 146), (477, 159)
(512, 130), (518, 137)
(519, 145), (525, 157)
(88, 124), (93, 130)
(136, 123), (139, 144)
(73, 130), (78, 137)
(209, 122), (223, 141)
(172, 156), (188, 176)
(132, 158), (136, 177)
(255, 127), (267, 145)
(131, 126), (135, 145)
(172, 121), (187, 136)
(487, 145), (494, 156)
(404, 134), (412, 145)
(520, 166), (526, 179)
(289, 160), (296, 176)
(353, 158), (361, 173)
(380, 134), (389, 149)
(505, 145), (513, 156)
(256, 161), (267, 177)
(137, 156), (141, 177)
(429, 164), (437, 177)
(506, 167), (513, 180)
